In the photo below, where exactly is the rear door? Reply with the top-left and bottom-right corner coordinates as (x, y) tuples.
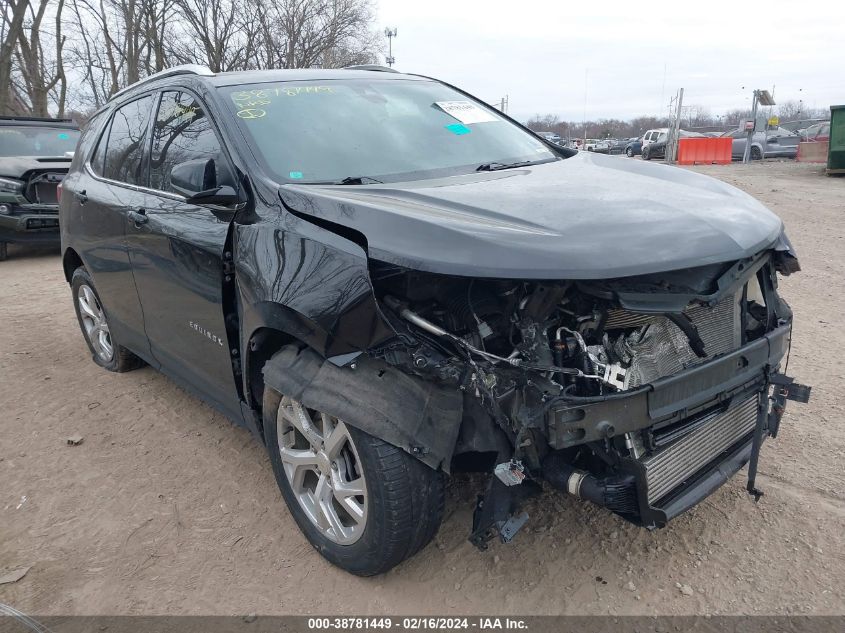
(63, 96), (155, 360)
(766, 127), (800, 153)
(124, 89), (242, 419)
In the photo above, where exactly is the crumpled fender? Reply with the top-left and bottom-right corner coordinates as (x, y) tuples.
(262, 346), (463, 472)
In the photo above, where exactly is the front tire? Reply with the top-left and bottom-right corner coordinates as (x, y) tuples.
(71, 267), (143, 372)
(642, 147), (651, 160)
(751, 146), (763, 160)
(263, 373), (445, 576)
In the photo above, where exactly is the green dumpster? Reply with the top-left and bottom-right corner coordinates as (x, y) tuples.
(829, 105), (845, 175)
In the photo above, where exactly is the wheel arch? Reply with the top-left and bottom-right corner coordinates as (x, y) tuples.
(261, 345), (463, 473)
(62, 247), (84, 283)
(244, 324), (302, 427)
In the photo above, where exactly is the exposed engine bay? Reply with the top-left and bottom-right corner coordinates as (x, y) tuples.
(367, 249), (810, 548)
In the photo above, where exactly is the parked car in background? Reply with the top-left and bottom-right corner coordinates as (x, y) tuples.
(641, 130), (706, 161)
(538, 131), (562, 145)
(780, 118), (827, 135)
(720, 127), (800, 160)
(641, 128), (667, 149)
(624, 138), (643, 157)
(607, 138), (634, 155)
(802, 122), (830, 142)
(591, 139), (614, 154)
(0, 116), (80, 261)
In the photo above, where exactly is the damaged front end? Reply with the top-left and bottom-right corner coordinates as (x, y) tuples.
(366, 246), (810, 549)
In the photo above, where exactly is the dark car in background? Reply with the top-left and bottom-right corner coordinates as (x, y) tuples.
(624, 137), (642, 157)
(0, 116), (80, 261)
(61, 65), (806, 576)
(606, 138), (635, 155)
(642, 130), (707, 160)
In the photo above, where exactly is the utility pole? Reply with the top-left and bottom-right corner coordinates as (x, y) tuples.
(666, 87), (684, 164)
(743, 89), (775, 163)
(384, 28), (398, 67)
(582, 68), (588, 148)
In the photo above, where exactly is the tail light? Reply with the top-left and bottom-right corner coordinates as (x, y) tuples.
(57, 182), (62, 204)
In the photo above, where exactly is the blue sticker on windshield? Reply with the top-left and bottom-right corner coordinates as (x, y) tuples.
(445, 123), (471, 135)
(289, 171), (303, 179)
(58, 132), (70, 140)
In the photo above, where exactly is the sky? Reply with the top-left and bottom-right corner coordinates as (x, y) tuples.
(376, 0), (845, 122)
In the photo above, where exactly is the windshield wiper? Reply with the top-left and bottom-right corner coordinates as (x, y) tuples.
(336, 176), (384, 185)
(475, 160), (536, 172)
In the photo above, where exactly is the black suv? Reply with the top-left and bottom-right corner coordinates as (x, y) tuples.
(61, 65), (807, 576)
(0, 116), (79, 260)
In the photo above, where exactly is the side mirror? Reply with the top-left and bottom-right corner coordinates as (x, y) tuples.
(185, 185), (241, 207)
(170, 158), (216, 197)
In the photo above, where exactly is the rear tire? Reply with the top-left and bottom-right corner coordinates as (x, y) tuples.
(626, 147), (634, 157)
(263, 364), (445, 576)
(71, 267), (144, 372)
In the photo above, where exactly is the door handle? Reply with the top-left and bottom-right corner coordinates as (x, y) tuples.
(74, 189), (88, 204)
(128, 208), (148, 225)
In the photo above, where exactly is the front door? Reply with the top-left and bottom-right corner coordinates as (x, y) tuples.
(125, 89), (242, 419)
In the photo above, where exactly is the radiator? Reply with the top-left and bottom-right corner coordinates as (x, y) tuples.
(641, 396), (758, 504)
(607, 293), (742, 388)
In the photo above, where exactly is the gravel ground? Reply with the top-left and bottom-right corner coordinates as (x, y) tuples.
(0, 160), (843, 616)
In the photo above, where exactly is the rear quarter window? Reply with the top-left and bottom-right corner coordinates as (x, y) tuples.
(71, 112), (106, 172)
(99, 95), (154, 186)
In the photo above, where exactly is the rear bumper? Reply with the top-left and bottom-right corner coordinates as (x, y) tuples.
(0, 209), (60, 243)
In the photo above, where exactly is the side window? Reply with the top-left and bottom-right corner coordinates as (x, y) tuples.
(102, 95), (154, 185)
(76, 111), (107, 174)
(150, 91), (233, 195)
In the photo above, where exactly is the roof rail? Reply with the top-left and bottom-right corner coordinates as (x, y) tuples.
(344, 64), (399, 73)
(109, 64), (215, 101)
(0, 115), (75, 123)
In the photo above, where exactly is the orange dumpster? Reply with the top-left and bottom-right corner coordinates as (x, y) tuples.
(677, 138), (732, 165)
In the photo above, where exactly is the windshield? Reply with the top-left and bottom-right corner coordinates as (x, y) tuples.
(220, 78), (557, 183)
(0, 125), (80, 157)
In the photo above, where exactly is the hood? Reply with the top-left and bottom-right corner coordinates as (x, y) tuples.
(278, 152), (784, 280)
(0, 156), (72, 179)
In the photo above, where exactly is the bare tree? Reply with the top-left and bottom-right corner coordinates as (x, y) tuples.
(12, 0), (67, 116)
(252, 0), (379, 69)
(0, 0), (30, 114)
(171, 0), (251, 71)
(4, 0), (380, 117)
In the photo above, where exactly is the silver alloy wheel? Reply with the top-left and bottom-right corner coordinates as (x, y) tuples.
(77, 284), (114, 362)
(276, 397), (368, 545)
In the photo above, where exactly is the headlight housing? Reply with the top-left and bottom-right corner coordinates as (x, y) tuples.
(0, 176), (24, 197)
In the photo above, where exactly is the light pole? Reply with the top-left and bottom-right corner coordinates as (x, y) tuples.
(743, 89), (775, 163)
(384, 28), (397, 67)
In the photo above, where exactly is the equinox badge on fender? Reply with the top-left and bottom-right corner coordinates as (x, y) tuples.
(188, 321), (224, 346)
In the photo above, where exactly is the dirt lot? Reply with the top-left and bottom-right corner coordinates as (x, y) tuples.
(1, 161), (843, 616)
